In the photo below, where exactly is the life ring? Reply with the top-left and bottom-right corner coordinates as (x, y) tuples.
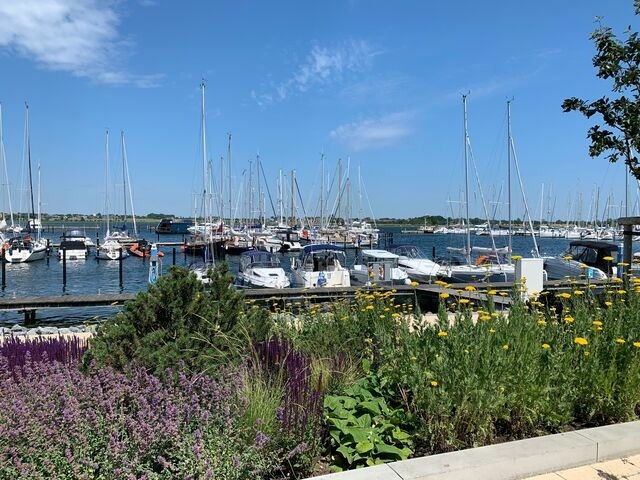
(475, 255), (489, 266)
(302, 229), (309, 239)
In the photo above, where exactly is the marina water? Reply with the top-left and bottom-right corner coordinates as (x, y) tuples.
(0, 225), (582, 326)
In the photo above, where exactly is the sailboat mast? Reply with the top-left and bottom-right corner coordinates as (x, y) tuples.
(25, 103), (36, 226)
(0, 103), (14, 228)
(105, 129), (110, 236)
(200, 81), (208, 227)
(121, 131), (127, 225)
(507, 100), (513, 261)
(121, 132), (137, 235)
(227, 133), (232, 224)
(462, 94), (471, 264)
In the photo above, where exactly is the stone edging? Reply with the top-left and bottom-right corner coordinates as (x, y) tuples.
(306, 420), (640, 480)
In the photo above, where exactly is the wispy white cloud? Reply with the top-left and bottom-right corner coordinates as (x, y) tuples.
(0, 0), (161, 87)
(330, 112), (414, 152)
(253, 40), (380, 106)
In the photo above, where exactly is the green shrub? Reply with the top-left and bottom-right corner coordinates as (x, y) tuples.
(83, 263), (271, 376)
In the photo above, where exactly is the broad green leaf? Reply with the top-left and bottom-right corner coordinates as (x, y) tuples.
(336, 445), (354, 465)
(355, 440), (374, 454)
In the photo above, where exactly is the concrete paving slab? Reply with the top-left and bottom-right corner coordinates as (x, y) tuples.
(308, 464), (402, 480)
(593, 458), (640, 477)
(576, 421), (640, 460)
(553, 466), (602, 480)
(388, 431), (597, 480)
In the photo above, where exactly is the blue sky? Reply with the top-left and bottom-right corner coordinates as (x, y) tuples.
(0, 0), (637, 222)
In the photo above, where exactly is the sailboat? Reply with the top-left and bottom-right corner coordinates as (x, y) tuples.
(4, 103), (47, 263)
(102, 131), (139, 247)
(97, 129), (129, 261)
(437, 95), (514, 283)
(189, 81), (216, 284)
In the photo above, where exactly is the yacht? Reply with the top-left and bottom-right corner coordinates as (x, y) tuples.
(350, 249), (411, 286)
(237, 250), (290, 289)
(388, 244), (440, 284)
(289, 244), (350, 288)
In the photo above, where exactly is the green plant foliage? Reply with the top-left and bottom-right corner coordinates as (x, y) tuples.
(83, 263), (271, 376)
(324, 374), (413, 470)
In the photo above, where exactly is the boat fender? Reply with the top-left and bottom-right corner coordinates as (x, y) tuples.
(475, 255), (488, 266)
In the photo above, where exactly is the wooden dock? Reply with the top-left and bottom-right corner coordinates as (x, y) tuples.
(0, 279), (609, 326)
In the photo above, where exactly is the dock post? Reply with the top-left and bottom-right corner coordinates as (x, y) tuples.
(623, 223), (633, 284)
(23, 309), (36, 327)
(1, 247), (5, 289)
(172, 247), (176, 266)
(62, 247), (67, 291)
(119, 247), (124, 290)
(432, 246), (436, 261)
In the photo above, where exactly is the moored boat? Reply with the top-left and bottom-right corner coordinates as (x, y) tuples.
(349, 249), (411, 286)
(237, 250), (290, 289)
(289, 244), (350, 288)
(155, 217), (193, 235)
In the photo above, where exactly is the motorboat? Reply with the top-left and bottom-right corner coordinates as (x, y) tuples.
(437, 246), (515, 283)
(237, 250), (290, 289)
(154, 217), (193, 235)
(388, 244), (440, 284)
(129, 239), (165, 258)
(58, 229), (92, 260)
(289, 244), (350, 288)
(350, 249), (411, 286)
(543, 240), (614, 280)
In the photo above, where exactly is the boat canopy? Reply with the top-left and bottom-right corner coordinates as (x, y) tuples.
(301, 244), (345, 253)
(361, 249), (399, 260)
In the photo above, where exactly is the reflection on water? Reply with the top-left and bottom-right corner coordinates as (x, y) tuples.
(0, 226), (583, 326)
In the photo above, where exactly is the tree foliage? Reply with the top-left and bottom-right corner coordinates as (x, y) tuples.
(562, 1), (640, 178)
(82, 263), (271, 377)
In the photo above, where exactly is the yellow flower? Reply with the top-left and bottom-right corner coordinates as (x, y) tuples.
(480, 315), (491, 321)
(439, 292), (450, 299)
(603, 256), (614, 262)
(488, 290), (497, 295)
(618, 262), (629, 267)
(411, 356), (417, 361)
(537, 319), (547, 326)
(612, 277), (623, 283)
(573, 290), (584, 296)
(563, 255), (573, 261)
(437, 331), (448, 337)
(459, 298), (470, 304)
(592, 320), (603, 326)
(542, 343), (551, 350)
(502, 344), (509, 351)
(410, 281), (419, 287)
(605, 301), (613, 307)
(365, 305), (374, 310)
(464, 285), (476, 291)
(615, 338), (625, 344)
(574, 337), (589, 346)
(511, 255), (523, 261)
(489, 328), (496, 333)
(633, 342), (640, 348)
(564, 315), (575, 324)
(617, 290), (627, 295)
(430, 380), (438, 387)
(435, 280), (447, 286)
(498, 291), (508, 296)
(556, 292), (571, 299)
